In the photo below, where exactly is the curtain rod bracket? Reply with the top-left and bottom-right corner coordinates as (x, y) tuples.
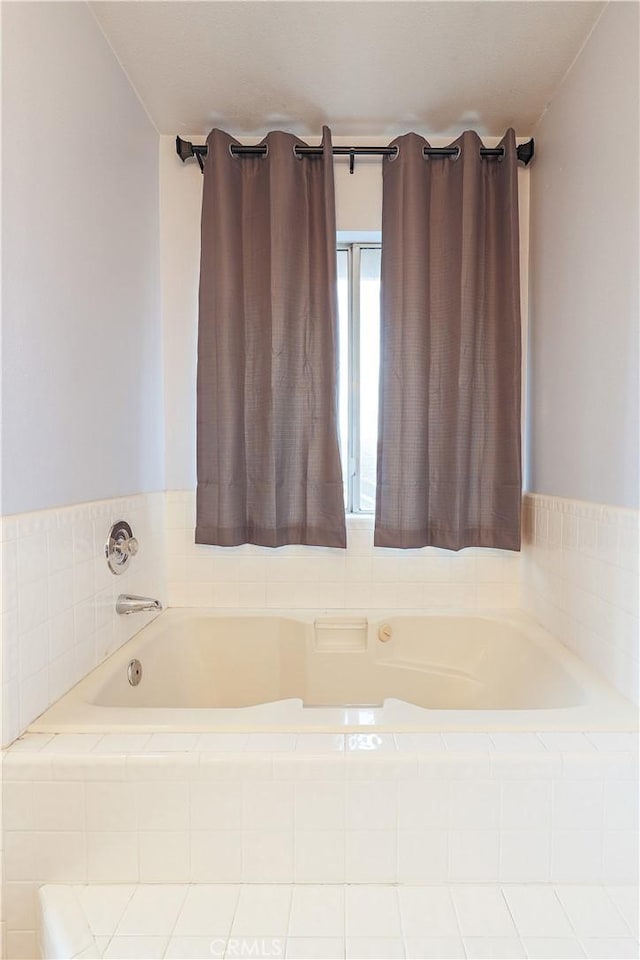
(177, 134), (205, 170)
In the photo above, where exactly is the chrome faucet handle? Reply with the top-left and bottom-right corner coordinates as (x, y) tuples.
(106, 521), (139, 574)
(115, 536), (139, 559)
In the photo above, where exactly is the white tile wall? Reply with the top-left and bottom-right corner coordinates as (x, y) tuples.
(3, 730), (637, 953)
(522, 493), (640, 704)
(1, 493), (167, 745)
(165, 490), (522, 611)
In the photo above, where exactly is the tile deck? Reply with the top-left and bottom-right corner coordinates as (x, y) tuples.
(38, 882), (639, 960)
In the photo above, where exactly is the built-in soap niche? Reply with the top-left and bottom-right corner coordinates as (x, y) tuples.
(314, 617), (368, 652)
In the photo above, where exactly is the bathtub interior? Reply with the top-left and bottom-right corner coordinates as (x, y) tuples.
(88, 613), (587, 711)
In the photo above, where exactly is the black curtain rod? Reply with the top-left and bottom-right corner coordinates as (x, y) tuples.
(176, 135), (535, 173)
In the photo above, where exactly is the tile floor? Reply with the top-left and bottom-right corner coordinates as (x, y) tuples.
(42, 883), (638, 959)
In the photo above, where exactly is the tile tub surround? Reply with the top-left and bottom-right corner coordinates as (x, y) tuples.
(2, 731), (637, 955)
(0, 493), (167, 746)
(165, 491), (523, 611)
(6, 488), (631, 743)
(37, 882), (640, 960)
(522, 493), (640, 704)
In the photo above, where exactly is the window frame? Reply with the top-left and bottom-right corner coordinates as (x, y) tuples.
(337, 240), (382, 514)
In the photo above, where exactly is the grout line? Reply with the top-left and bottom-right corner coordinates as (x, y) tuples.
(498, 883), (522, 943)
(600, 886), (635, 938)
(163, 884), (191, 957)
(551, 883), (587, 944)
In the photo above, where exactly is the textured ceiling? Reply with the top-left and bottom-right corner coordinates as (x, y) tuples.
(91, 1), (604, 137)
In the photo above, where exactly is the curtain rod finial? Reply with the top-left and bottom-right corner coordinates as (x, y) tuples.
(176, 135), (194, 163)
(517, 139), (535, 166)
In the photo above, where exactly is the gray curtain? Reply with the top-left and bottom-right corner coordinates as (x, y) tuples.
(375, 129), (522, 551)
(196, 127), (346, 548)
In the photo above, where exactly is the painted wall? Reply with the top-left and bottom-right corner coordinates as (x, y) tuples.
(161, 133), (530, 492)
(527, 2), (639, 509)
(1, 2), (164, 516)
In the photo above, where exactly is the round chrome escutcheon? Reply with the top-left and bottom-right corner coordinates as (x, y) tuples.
(128, 659), (142, 686)
(106, 520), (139, 575)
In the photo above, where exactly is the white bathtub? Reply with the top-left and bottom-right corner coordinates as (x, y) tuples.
(30, 609), (637, 733)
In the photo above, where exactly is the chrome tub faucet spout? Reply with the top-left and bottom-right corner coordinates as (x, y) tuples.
(116, 594), (163, 615)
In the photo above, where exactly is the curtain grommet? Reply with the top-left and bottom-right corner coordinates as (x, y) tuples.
(388, 145), (400, 162)
(451, 145), (461, 162)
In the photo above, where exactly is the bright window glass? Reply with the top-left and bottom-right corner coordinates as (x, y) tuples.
(358, 248), (381, 511)
(336, 248), (350, 507)
(337, 243), (381, 513)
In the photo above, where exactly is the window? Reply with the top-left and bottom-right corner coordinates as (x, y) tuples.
(337, 242), (382, 513)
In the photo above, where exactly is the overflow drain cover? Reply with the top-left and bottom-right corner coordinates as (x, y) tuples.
(127, 659), (142, 686)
